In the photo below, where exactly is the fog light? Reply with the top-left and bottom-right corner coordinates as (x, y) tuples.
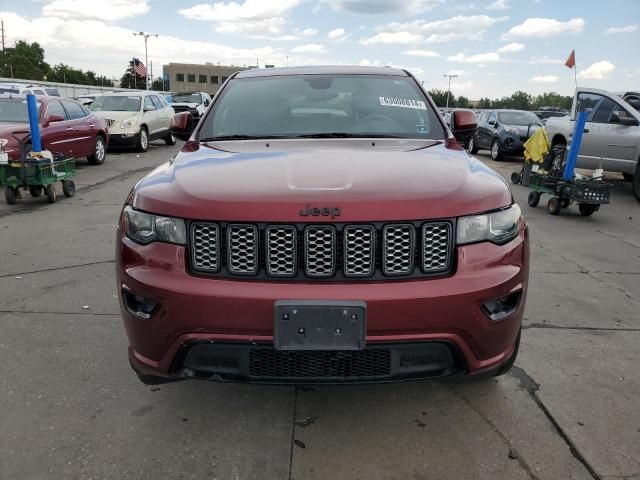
(482, 290), (522, 321)
(122, 290), (158, 320)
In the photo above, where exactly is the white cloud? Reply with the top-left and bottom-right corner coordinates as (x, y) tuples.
(604, 24), (638, 34)
(502, 17), (585, 39)
(497, 42), (524, 53)
(358, 58), (382, 66)
(446, 69), (467, 76)
(402, 49), (440, 57)
(42, 0), (150, 21)
(448, 52), (500, 63)
(527, 56), (563, 64)
(426, 31), (485, 43)
(486, 0), (509, 10)
(361, 31), (423, 45)
(578, 61), (615, 80)
(327, 28), (347, 40)
(178, 0), (304, 41)
(290, 43), (326, 53)
(530, 75), (558, 83)
(454, 3), (477, 10)
(326, 0), (443, 15)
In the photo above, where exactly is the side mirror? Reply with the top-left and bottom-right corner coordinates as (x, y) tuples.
(144, 105), (155, 112)
(44, 114), (65, 125)
(451, 110), (477, 148)
(204, 99), (210, 107)
(611, 111), (638, 126)
(171, 111), (195, 141)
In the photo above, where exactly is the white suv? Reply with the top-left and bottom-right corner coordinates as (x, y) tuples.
(89, 91), (175, 152)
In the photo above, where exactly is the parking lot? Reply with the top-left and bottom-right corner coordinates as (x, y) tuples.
(0, 142), (638, 480)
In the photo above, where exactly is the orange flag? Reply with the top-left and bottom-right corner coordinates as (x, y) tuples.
(565, 50), (575, 69)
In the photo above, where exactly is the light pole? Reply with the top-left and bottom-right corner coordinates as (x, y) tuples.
(443, 73), (458, 108)
(133, 31), (158, 89)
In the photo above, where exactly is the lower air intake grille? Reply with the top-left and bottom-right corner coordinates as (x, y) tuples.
(249, 348), (392, 378)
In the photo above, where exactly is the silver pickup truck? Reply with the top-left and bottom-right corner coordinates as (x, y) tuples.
(545, 88), (640, 201)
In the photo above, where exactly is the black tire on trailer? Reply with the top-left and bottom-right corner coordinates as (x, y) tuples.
(88, 135), (106, 165)
(5, 187), (17, 205)
(62, 180), (75, 197)
(29, 186), (43, 197)
(527, 191), (541, 207)
(547, 196), (561, 215)
(578, 203), (598, 216)
(560, 197), (571, 209)
(46, 184), (57, 203)
(511, 170), (521, 184)
(468, 136), (478, 154)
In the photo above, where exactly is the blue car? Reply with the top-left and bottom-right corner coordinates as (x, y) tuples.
(469, 109), (542, 161)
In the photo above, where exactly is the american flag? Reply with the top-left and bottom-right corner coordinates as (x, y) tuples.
(133, 58), (147, 77)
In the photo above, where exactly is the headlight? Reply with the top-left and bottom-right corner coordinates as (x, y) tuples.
(504, 126), (518, 135)
(123, 206), (186, 245)
(121, 117), (138, 128)
(457, 204), (521, 245)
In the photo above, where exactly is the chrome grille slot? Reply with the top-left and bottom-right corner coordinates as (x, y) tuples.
(266, 226), (297, 276)
(227, 224), (258, 274)
(422, 223), (452, 273)
(191, 222), (220, 272)
(382, 224), (415, 275)
(304, 226), (336, 277)
(343, 225), (375, 277)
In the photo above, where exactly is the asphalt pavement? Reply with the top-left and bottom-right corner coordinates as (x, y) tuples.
(0, 142), (638, 480)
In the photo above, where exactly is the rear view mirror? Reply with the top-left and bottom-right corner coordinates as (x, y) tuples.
(450, 110), (478, 149)
(171, 111), (195, 141)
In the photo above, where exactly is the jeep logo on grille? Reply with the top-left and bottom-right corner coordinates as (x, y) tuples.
(299, 205), (342, 219)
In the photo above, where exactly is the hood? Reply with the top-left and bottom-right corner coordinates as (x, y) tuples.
(0, 121), (30, 156)
(504, 124), (540, 137)
(91, 110), (139, 121)
(132, 139), (512, 222)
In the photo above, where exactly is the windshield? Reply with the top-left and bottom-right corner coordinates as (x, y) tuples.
(89, 95), (141, 112)
(498, 111), (541, 126)
(0, 98), (42, 122)
(200, 74), (445, 140)
(172, 93), (201, 104)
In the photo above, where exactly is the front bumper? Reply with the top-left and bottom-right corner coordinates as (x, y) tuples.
(108, 133), (139, 148)
(117, 225), (529, 383)
(501, 135), (526, 155)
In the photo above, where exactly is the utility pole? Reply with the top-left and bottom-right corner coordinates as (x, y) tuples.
(150, 60), (153, 90)
(133, 31), (158, 89)
(1, 19), (5, 54)
(443, 73), (458, 109)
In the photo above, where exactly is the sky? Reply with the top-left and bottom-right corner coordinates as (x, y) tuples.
(1, 0), (639, 99)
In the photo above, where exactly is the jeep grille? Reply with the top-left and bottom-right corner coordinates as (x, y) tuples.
(190, 221), (454, 280)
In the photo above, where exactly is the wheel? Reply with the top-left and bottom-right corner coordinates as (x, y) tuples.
(578, 203), (598, 216)
(527, 191), (541, 207)
(560, 198), (570, 209)
(511, 171), (521, 184)
(164, 131), (176, 146)
(622, 173), (633, 182)
(46, 184), (57, 203)
(87, 135), (106, 165)
(547, 196), (561, 215)
(4, 187), (17, 205)
(468, 136), (478, 154)
(28, 186), (43, 198)
(633, 164), (640, 202)
(490, 138), (502, 161)
(136, 127), (149, 153)
(62, 180), (75, 197)
(494, 329), (521, 376)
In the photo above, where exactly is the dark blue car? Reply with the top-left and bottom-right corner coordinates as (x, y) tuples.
(469, 109), (542, 160)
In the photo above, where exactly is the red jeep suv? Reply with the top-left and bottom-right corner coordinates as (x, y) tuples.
(116, 66), (528, 385)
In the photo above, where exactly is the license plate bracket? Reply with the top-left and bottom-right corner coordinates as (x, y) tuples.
(273, 300), (366, 351)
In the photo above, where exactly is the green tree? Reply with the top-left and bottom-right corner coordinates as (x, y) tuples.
(428, 88), (456, 107)
(478, 97), (492, 109)
(151, 78), (165, 91)
(457, 95), (470, 108)
(0, 40), (50, 80)
(47, 63), (88, 84)
(508, 90), (532, 110)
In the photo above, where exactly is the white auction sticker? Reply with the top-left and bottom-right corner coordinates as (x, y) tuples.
(379, 96), (427, 110)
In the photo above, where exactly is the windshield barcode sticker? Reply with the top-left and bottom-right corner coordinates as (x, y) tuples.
(379, 97), (426, 110)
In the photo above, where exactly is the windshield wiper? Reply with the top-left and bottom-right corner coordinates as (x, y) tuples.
(200, 134), (290, 141)
(294, 132), (408, 139)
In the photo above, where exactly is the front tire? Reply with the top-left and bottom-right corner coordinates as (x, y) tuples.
(527, 191), (540, 207)
(62, 180), (75, 198)
(547, 196), (561, 215)
(46, 184), (57, 203)
(87, 135), (106, 165)
(136, 127), (149, 153)
(491, 138), (502, 161)
(5, 187), (17, 205)
(468, 136), (478, 154)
